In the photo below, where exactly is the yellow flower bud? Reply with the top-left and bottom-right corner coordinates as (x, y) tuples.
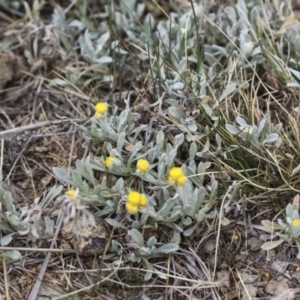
(139, 195), (149, 209)
(169, 167), (184, 181)
(137, 159), (150, 174)
(95, 102), (108, 118)
(168, 167), (187, 185)
(105, 156), (116, 168)
(292, 219), (300, 228)
(66, 189), (78, 200)
(126, 203), (139, 214)
(177, 175), (187, 186)
(127, 191), (142, 206)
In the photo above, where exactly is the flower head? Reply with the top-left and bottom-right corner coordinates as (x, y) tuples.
(126, 191), (149, 214)
(105, 156), (116, 168)
(57, 192), (95, 234)
(137, 159), (150, 174)
(19, 197), (53, 237)
(126, 202), (139, 214)
(177, 175), (187, 186)
(127, 191), (142, 206)
(168, 167), (187, 186)
(139, 195), (149, 210)
(66, 189), (78, 200)
(292, 219), (300, 228)
(95, 102), (108, 118)
(169, 167), (184, 180)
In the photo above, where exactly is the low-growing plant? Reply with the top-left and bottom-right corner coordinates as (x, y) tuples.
(52, 101), (221, 275)
(261, 194), (300, 258)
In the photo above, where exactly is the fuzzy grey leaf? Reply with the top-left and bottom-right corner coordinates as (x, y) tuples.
(263, 133), (278, 144)
(0, 233), (14, 246)
(171, 82), (184, 90)
(225, 124), (240, 135)
(219, 82), (237, 102)
(152, 243), (179, 254)
(128, 229), (144, 247)
(261, 239), (284, 251)
(52, 167), (73, 186)
(106, 218), (128, 230)
(0, 250), (22, 261)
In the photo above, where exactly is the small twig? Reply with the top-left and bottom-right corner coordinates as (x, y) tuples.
(165, 253), (171, 300)
(0, 246), (75, 253)
(76, 253), (94, 286)
(27, 216), (64, 300)
(235, 269), (252, 300)
(3, 258), (10, 300)
(0, 109), (15, 129)
(0, 4), (24, 18)
(213, 181), (239, 279)
(0, 139), (4, 185)
(0, 118), (85, 139)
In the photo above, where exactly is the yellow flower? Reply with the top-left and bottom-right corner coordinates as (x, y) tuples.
(126, 203), (139, 214)
(292, 219), (300, 228)
(126, 191), (149, 213)
(95, 102), (108, 118)
(168, 167), (187, 185)
(137, 159), (150, 174)
(169, 167), (184, 181)
(66, 189), (78, 200)
(177, 176), (187, 186)
(127, 191), (142, 206)
(139, 195), (149, 209)
(105, 156), (116, 168)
